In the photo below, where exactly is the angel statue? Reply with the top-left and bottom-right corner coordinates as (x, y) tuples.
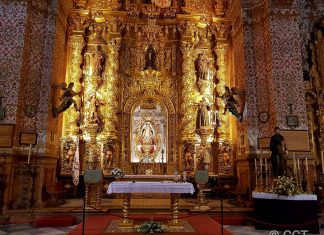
(53, 82), (79, 118)
(220, 86), (245, 122)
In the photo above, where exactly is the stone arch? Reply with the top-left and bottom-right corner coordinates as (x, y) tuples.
(124, 92), (175, 115)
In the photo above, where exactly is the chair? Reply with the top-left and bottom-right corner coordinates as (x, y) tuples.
(46, 182), (66, 205)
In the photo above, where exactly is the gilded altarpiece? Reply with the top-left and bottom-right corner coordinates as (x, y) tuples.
(58, 0), (235, 177)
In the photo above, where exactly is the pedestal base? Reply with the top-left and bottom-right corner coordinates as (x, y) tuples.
(118, 219), (133, 228)
(168, 219), (185, 229)
(191, 205), (211, 211)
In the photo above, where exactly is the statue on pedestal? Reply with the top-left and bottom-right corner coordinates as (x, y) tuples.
(196, 97), (211, 129)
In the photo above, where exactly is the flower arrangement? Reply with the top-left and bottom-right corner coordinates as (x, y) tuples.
(136, 220), (167, 234)
(272, 176), (301, 196)
(111, 168), (124, 178)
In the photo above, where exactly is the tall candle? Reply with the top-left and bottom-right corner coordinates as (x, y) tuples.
(254, 158), (258, 189)
(183, 171), (187, 181)
(27, 144), (32, 164)
(321, 151), (324, 174)
(259, 156), (263, 190)
(265, 156), (268, 189)
(305, 157), (308, 172)
(297, 158), (300, 173)
(293, 152), (296, 175)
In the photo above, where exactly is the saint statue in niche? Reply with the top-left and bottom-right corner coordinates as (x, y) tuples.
(92, 45), (106, 77)
(144, 44), (157, 70)
(195, 52), (210, 82)
(61, 138), (77, 173)
(103, 143), (114, 169)
(196, 97), (211, 129)
(183, 142), (195, 172)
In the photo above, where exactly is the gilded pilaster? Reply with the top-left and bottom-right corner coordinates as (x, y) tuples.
(99, 38), (121, 140)
(215, 43), (230, 141)
(180, 41), (197, 141)
(63, 34), (84, 136)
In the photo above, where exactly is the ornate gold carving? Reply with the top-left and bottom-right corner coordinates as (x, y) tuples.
(64, 35), (85, 136)
(180, 41), (199, 141)
(215, 44), (230, 141)
(99, 39), (121, 140)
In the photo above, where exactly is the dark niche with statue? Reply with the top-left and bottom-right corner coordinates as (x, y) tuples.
(143, 44), (157, 70)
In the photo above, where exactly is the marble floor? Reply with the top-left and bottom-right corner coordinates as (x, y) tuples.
(1, 198), (322, 234)
(0, 223), (324, 235)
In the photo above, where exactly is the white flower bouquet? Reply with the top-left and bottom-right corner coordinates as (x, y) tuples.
(272, 176), (300, 196)
(136, 220), (167, 233)
(111, 168), (124, 178)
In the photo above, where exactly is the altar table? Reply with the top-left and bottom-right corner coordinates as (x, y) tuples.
(252, 192), (319, 234)
(107, 181), (195, 226)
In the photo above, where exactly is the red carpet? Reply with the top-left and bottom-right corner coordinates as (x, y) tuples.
(35, 215), (76, 227)
(213, 216), (247, 226)
(68, 214), (232, 235)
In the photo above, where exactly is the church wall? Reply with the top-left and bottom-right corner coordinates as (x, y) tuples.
(267, 0), (308, 129)
(0, 0), (64, 210)
(0, 1), (28, 124)
(46, 0), (70, 154)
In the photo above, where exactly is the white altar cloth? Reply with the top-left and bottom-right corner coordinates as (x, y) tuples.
(107, 181), (195, 194)
(252, 192), (317, 201)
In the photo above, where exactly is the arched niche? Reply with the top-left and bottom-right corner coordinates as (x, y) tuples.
(130, 98), (167, 163)
(123, 93), (176, 165)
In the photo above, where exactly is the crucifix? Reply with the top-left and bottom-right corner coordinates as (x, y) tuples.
(288, 103), (293, 115)
(161, 149), (164, 163)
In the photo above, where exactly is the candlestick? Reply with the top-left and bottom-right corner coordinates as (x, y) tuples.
(321, 151), (324, 175)
(259, 156), (263, 191)
(27, 144), (32, 164)
(183, 171), (187, 181)
(297, 158), (302, 191)
(265, 156), (268, 192)
(254, 158), (258, 191)
(293, 152), (296, 175)
(305, 157), (310, 193)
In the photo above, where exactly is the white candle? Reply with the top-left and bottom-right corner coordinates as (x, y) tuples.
(305, 157), (308, 172)
(265, 156), (268, 187)
(297, 158), (300, 173)
(254, 158), (258, 189)
(321, 151), (324, 174)
(183, 171), (187, 181)
(293, 152), (296, 174)
(27, 144), (32, 164)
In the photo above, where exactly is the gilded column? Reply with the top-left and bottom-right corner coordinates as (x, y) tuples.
(63, 34), (84, 136)
(180, 41), (197, 141)
(215, 43), (230, 142)
(99, 38), (121, 140)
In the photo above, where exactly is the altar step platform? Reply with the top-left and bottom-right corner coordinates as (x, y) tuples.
(67, 213), (233, 235)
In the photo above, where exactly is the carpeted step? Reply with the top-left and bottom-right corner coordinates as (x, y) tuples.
(213, 216), (247, 225)
(35, 215), (76, 227)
